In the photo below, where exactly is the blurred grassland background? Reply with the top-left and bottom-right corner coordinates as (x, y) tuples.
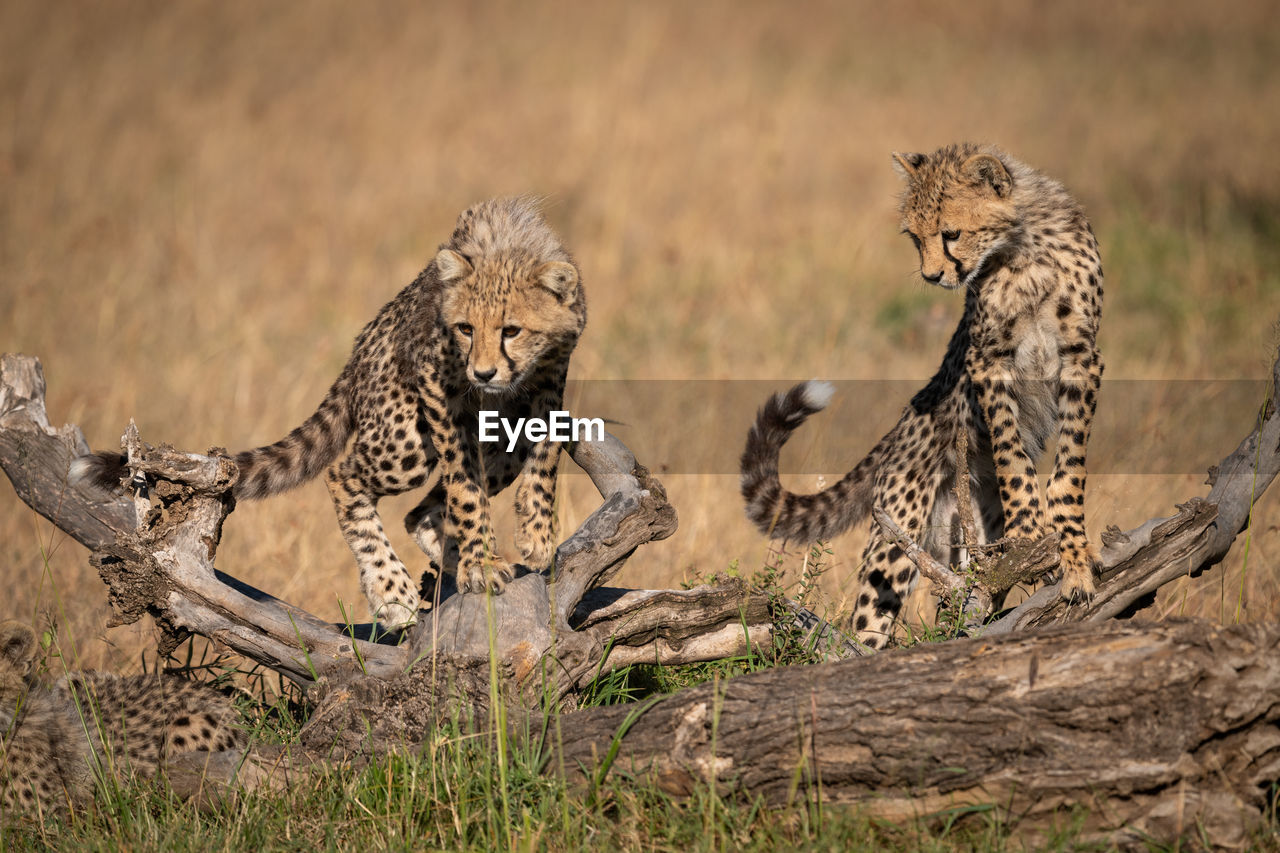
(2, 0), (1278, 670)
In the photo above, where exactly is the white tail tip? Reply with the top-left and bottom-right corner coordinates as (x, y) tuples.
(801, 380), (835, 411)
(67, 456), (96, 484)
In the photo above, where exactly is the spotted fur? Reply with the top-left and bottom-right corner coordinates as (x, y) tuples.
(742, 144), (1103, 649)
(75, 198), (587, 630)
(0, 620), (242, 817)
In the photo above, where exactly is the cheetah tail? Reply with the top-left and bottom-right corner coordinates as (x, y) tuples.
(739, 380), (874, 543)
(72, 376), (356, 501)
(70, 451), (131, 494)
(232, 374), (356, 500)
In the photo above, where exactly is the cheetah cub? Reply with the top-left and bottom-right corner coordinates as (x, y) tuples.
(77, 198), (586, 631)
(1, 620), (243, 816)
(741, 143), (1103, 649)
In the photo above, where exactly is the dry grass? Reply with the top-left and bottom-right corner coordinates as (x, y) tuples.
(2, 0), (1278, 669)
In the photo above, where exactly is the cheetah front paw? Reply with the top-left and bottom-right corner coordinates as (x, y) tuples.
(458, 555), (516, 595)
(1057, 542), (1099, 603)
(373, 594), (420, 631)
(515, 523), (556, 573)
(365, 568), (420, 630)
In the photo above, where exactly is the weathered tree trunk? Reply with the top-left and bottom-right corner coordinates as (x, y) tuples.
(0, 355), (135, 547)
(551, 618), (1280, 850)
(0, 353), (771, 707)
(4, 347), (1280, 850)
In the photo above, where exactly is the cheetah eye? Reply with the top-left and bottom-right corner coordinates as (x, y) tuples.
(456, 323), (473, 337)
(941, 230), (961, 242)
(502, 325), (522, 339)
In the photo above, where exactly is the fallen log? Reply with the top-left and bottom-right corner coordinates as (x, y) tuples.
(552, 618), (1280, 850)
(4, 347), (1280, 850)
(0, 352), (771, 708)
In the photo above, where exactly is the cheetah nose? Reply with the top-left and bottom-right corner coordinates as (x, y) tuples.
(922, 270), (943, 284)
(473, 367), (498, 383)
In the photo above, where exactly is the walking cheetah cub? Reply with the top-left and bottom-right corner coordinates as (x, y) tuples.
(1, 620), (243, 816)
(742, 143), (1103, 649)
(77, 197), (587, 630)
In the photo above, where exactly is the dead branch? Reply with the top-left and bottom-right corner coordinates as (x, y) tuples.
(873, 507), (995, 631)
(872, 507), (962, 595)
(952, 425), (980, 560)
(0, 354), (135, 548)
(0, 353), (769, 701)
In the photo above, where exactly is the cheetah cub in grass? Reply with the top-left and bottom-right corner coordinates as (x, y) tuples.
(0, 620), (243, 816)
(77, 197), (587, 630)
(742, 143), (1103, 649)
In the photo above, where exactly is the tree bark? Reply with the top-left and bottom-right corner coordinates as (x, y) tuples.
(0, 353), (770, 702)
(551, 618), (1280, 850)
(5, 348), (1280, 849)
(0, 354), (135, 547)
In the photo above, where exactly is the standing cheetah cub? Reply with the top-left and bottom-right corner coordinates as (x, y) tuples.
(742, 143), (1103, 649)
(1, 620), (243, 816)
(77, 197), (587, 630)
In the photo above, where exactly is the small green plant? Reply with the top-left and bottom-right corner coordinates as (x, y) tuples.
(930, 566), (983, 643)
(580, 544), (848, 705)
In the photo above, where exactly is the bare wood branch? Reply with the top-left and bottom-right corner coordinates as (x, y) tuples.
(88, 432), (409, 682)
(548, 450), (678, 630)
(873, 506), (995, 630)
(971, 532), (1061, 594)
(0, 354), (135, 548)
(568, 583), (772, 685)
(952, 426), (979, 562)
(0, 353), (762, 699)
(872, 506), (963, 595)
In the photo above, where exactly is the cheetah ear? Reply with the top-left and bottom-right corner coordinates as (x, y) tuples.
(891, 151), (925, 179)
(962, 153), (1013, 198)
(0, 621), (37, 670)
(534, 260), (578, 301)
(434, 248), (473, 284)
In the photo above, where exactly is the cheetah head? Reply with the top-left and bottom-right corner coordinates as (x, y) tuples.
(892, 145), (1019, 291)
(435, 248), (583, 394)
(0, 620), (39, 730)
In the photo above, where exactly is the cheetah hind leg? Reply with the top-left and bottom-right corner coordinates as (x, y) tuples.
(846, 533), (917, 651)
(325, 461), (420, 631)
(405, 485), (458, 605)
